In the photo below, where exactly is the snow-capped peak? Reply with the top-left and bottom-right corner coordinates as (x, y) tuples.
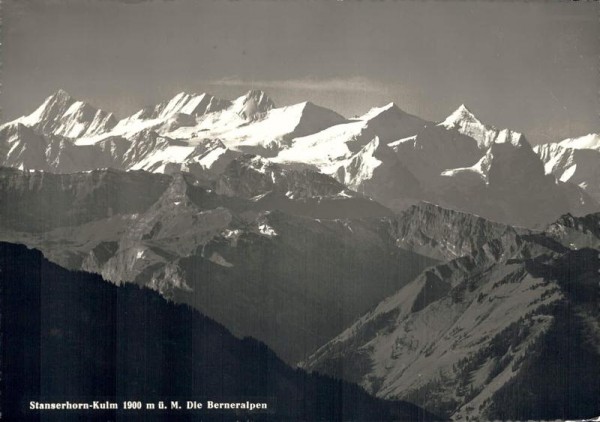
(20, 89), (76, 127)
(233, 90), (275, 120)
(160, 91), (230, 118)
(49, 89), (74, 103)
(16, 89), (117, 138)
(358, 102), (428, 142)
(132, 91), (230, 122)
(441, 104), (481, 128)
(244, 89), (273, 105)
(493, 128), (527, 148)
(438, 104), (526, 150)
(159, 92), (199, 118)
(102, 91), (233, 140)
(360, 102), (403, 121)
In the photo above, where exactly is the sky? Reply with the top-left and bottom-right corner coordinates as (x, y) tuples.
(2, 0), (598, 145)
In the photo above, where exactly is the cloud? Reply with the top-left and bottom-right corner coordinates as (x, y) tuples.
(205, 76), (388, 94)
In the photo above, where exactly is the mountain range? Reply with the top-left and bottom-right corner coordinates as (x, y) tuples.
(0, 165), (433, 363)
(2, 89), (598, 227)
(303, 210), (600, 420)
(1, 88), (599, 421)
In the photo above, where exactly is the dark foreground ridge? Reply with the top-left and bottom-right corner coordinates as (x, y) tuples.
(0, 242), (439, 422)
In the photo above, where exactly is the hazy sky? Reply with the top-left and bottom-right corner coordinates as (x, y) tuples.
(2, 0), (598, 144)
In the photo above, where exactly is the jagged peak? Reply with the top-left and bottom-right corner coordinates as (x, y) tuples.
(553, 211), (576, 223)
(439, 104), (534, 151)
(130, 91), (225, 121)
(172, 90), (198, 99)
(243, 89), (272, 101)
(166, 91), (211, 105)
(551, 210), (600, 227)
(239, 89), (274, 107)
(403, 201), (453, 215)
(14, 89), (118, 139)
(233, 89), (275, 120)
(33, 90), (76, 114)
(492, 129), (528, 148)
(456, 103), (473, 114)
(33, 90), (114, 119)
(161, 92), (204, 114)
(441, 103), (482, 128)
(48, 88), (74, 102)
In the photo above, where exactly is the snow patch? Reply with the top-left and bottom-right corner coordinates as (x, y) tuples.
(258, 223), (277, 237)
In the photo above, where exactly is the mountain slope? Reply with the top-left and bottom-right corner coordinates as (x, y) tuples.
(1, 241), (438, 421)
(335, 136), (423, 210)
(0, 166), (432, 363)
(274, 102), (429, 173)
(545, 211), (600, 250)
(1, 88), (598, 228)
(216, 101), (347, 155)
(302, 214), (600, 420)
(389, 202), (521, 261)
(429, 129), (598, 227)
(535, 134), (600, 202)
(271, 102), (429, 210)
(0, 167), (172, 232)
(214, 154), (395, 218)
(389, 124), (482, 186)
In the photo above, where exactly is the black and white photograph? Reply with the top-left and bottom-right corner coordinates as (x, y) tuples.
(1, 0), (599, 420)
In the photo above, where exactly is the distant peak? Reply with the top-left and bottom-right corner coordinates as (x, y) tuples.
(245, 89), (268, 97)
(360, 102), (404, 120)
(235, 89), (275, 120)
(171, 91), (206, 101)
(51, 89), (73, 100)
(456, 103), (471, 113)
(244, 89), (258, 95)
(377, 102), (402, 113)
(44, 89), (76, 106)
(14, 89), (117, 138)
(165, 91), (199, 104)
(242, 89), (274, 106)
(442, 104), (480, 127)
(492, 129), (528, 148)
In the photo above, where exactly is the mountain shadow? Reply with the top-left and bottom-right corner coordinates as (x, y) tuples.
(0, 242), (439, 422)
